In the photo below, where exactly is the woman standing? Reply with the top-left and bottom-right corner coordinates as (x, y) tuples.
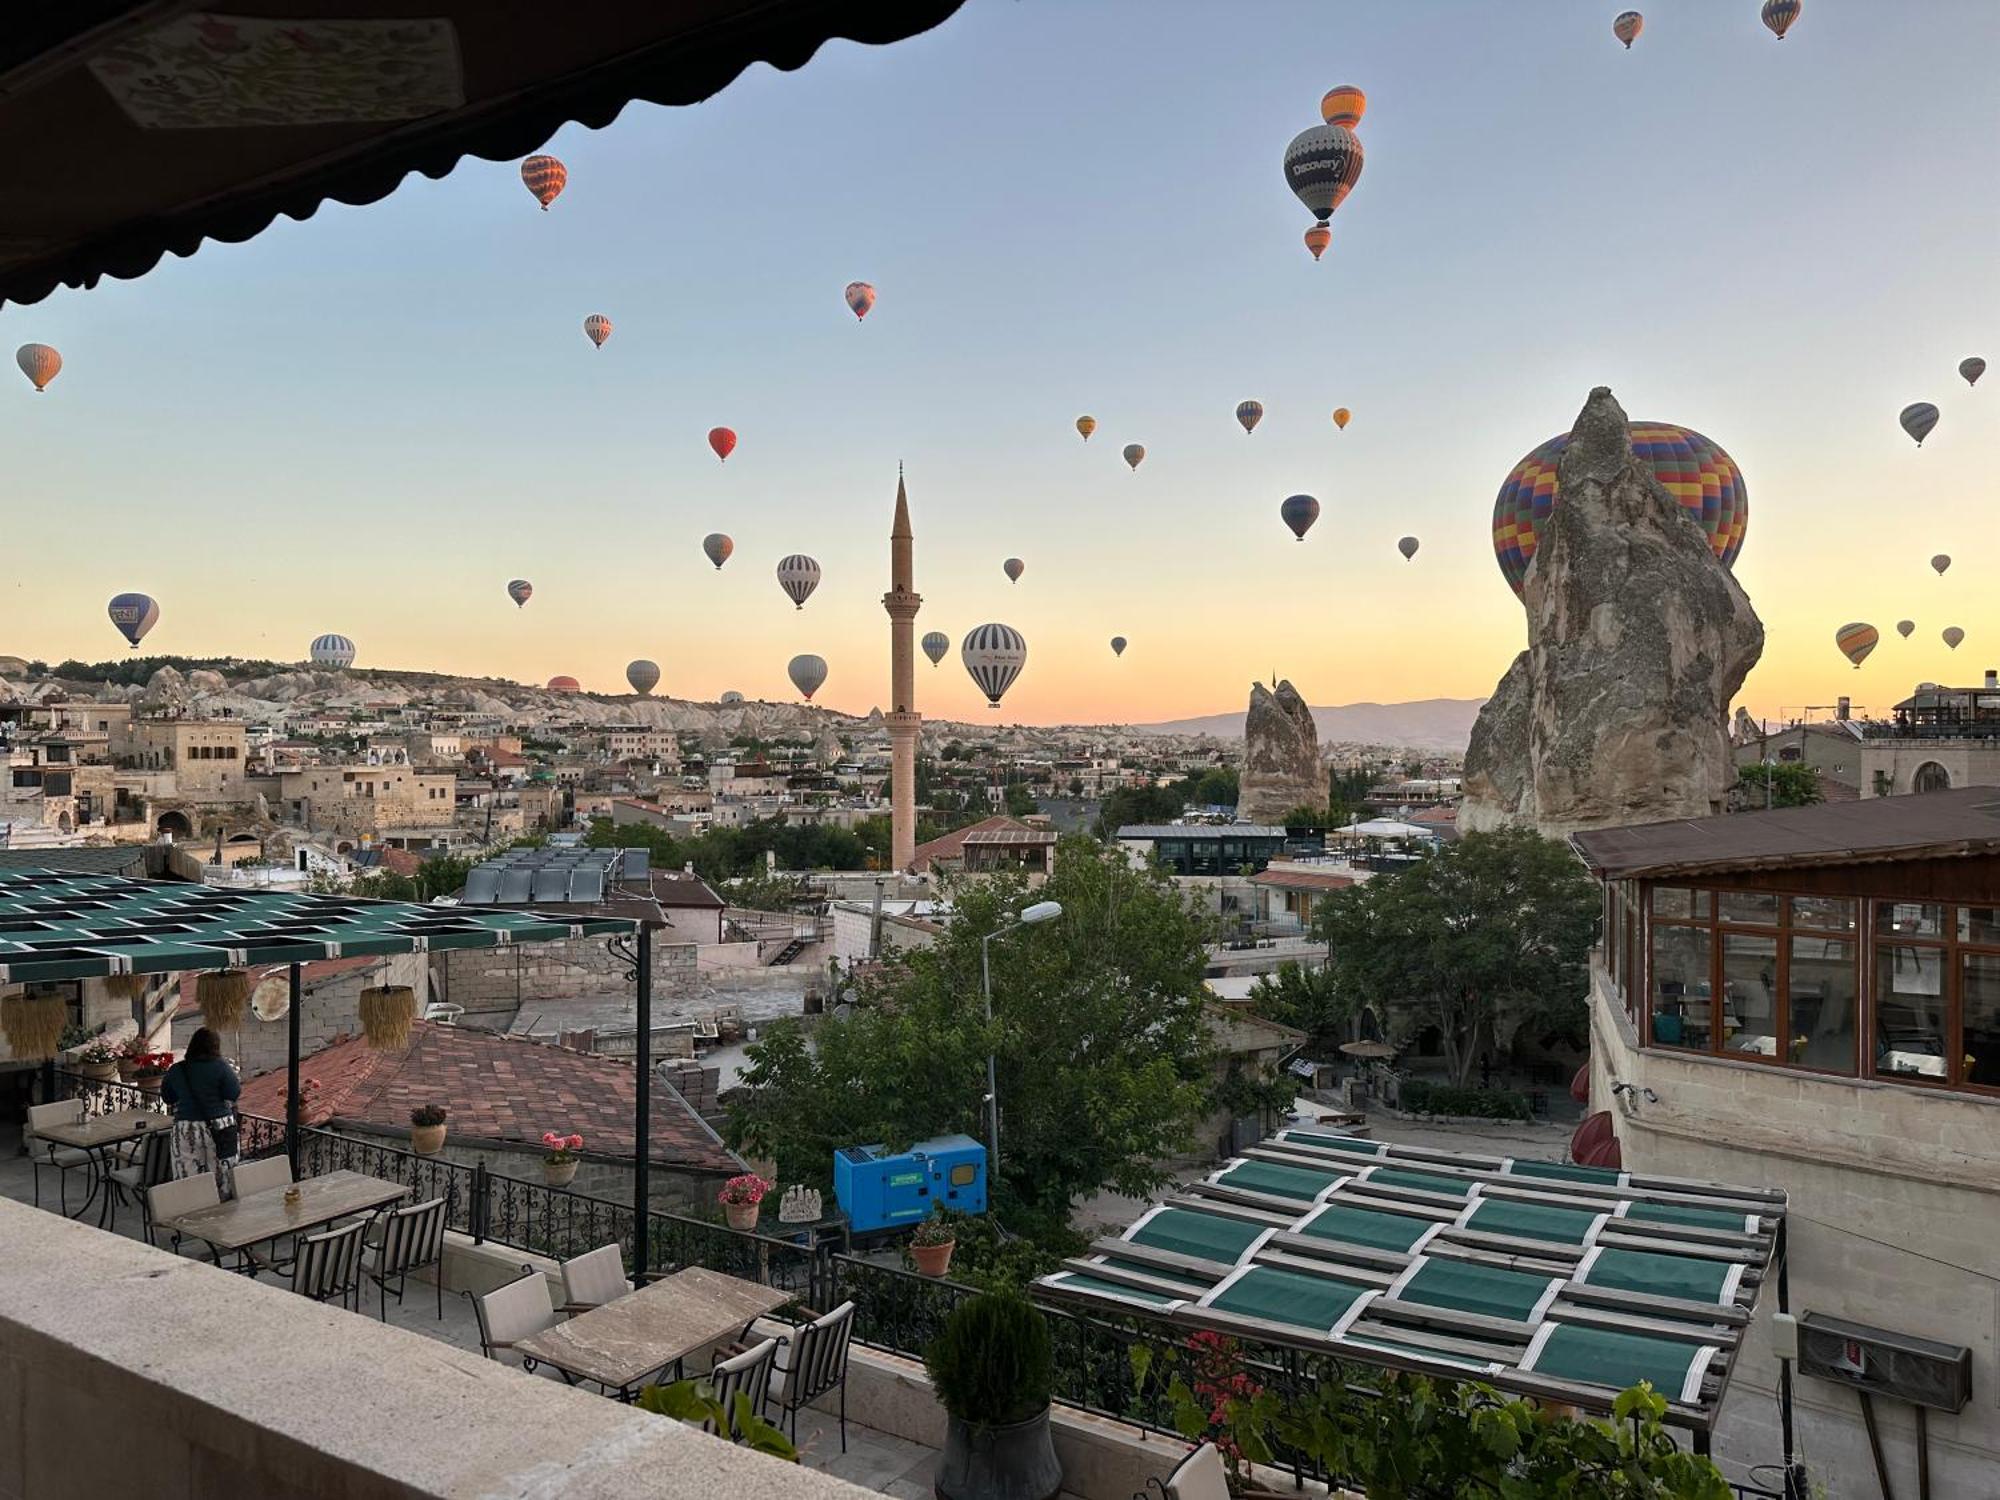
(161, 1027), (241, 1198)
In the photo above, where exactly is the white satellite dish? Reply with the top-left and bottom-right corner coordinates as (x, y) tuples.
(250, 975), (290, 1022)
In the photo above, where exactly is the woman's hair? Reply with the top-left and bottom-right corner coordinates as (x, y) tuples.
(185, 1027), (220, 1061)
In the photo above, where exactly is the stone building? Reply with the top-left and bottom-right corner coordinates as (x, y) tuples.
(110, 717), (248, 800)
(276, 762), (456, 841)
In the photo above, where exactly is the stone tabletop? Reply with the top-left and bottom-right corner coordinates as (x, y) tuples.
(514, 1266), (792, 1391)
(37, 1109), (167, 1150)
(164, 1169), (408, 1252)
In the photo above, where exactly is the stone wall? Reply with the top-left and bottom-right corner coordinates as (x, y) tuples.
(1588, 966), (2000, 1499)
(1858, 741), (2000, 798)
(433, 931), (700, 1025)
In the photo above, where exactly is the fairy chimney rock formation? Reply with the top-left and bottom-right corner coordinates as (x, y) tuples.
(1239, 679), (1322, 823)
(1460, 387), (1764, 838)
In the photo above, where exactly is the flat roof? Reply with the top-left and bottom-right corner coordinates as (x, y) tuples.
(1117, 825), (1290, 840)
(0, 869), (632, 984)
(1569, 787), (2000, 881)
(1036, 1129), (1784, 1429)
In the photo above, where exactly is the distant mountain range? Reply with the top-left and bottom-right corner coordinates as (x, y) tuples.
(1130, 698), (1486, 753)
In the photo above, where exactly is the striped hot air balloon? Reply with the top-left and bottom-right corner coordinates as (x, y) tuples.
(507, 579), (533, 608)
(921, 631), (949, 666)
(16, 343), (60, 392)
(1492, 423), (1746, 598)
(844, 282), (876, 320)
(1281, 495), (1320, 542)
(788, 654), (828, 701)
(107, 593), (158, 649)
(1304, 225), (1332, 261)
(709, 426), (737, 462)
(1613, 11), (1644, 48)
(1761, 0), (1801, 40)
(1236, 400), (1265, 435)
(1003, 558), (1025, 584)
(1319, 85), (1366, 130)
(309, 634), (356, 668)
(776, 554), (821, 609)
(1122, 443), (1146, 471)
(1835, 622), (1879, 668)
(546, 676), (581, 693)
(521, 155), (567, 209)
(1283, 123), (1364, 254)
(703, 533), (734, 571)
(626, 659), (661, 695)
(1960, 357), (1986, 388)
(961, 624), (1027, 709)
(584, 315), (612, 349)
(1900, 403), (1939, 447)
(1076, 415), (1097, 441)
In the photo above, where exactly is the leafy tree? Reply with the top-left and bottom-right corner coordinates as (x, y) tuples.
(1278, 803), (1334, 830)
(1245, 961), (1353, 1059)
(1002, 781), (1037, 818)
(349, 853), (473, 903)
(1093, 782), (1187, 838)
(1312, 828), (1600, 1086)
(726, 841), (1218, 1232)
(1733, 761), (1821, 810)
(1181, 766), (1240, 808)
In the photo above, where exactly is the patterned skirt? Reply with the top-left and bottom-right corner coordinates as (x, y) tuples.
(170, 1116), (237, 1199)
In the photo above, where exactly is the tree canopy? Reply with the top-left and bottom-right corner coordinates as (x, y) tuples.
(1732, 761), (1822, 810)
(583, 814), (888, 880)
(1311, 828), (1600, 1085)
(1245, 960), (1353, 1060)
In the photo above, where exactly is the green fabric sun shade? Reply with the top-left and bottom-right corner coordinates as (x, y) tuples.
(1579, 1249), (1737, 1305)
(1130, 1208), (1269, 1265)
(1367, 1167), (1479, 1199)
(1624, 1201), (1754, 1233)
(1463, 1198), (1604, 1246)
(1395, 1259), (1560, 1323)
(1047, 1274), (1186, 1309)
(1524, 1324), (1712, 1404)
(1097, 1256), (1211, 1292)
(1344, 1333), (1497, 1373)
(1207, 1266), (1374, 1332)
(1297, 1202), (1438, 1254)
(1507, 1160), (1626, 1186)
(1214, 1159), (1346, 1202)
(1276, 1129), (1386, 1158)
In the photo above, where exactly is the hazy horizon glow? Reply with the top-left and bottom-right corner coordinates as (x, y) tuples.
(7, 1), (1998, 729)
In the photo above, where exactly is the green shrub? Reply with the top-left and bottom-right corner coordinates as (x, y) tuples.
(924, 1291), (1053, 1427)
(1398, 1080), (1531, 1121)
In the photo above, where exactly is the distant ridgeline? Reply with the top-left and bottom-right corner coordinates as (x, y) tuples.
(36, 657), (533, 690)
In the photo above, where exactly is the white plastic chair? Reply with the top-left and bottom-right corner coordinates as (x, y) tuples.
(558, 1243), (632, 1315)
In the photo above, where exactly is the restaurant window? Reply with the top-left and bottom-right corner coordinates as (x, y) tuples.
(1718, 890), (1780, 926)
(1790, 896), (1856, 932)
(1790, 935), (1859, 1075)
(1962, 953), (2000, 1088)
(1875, 942), (1948, 1081)
(1878, 901), (1945, 939)
(1650, 924), (1713, 1049)
(1721, 932), (1780, 1058)
(1653, 886), (1708, 920)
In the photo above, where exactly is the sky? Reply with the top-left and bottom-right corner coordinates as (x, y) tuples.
(7, 0), (1999, 728)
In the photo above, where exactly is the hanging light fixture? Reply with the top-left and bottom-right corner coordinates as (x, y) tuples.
(105, 973), (149, 1001)
(358, 985), (417, 1049)
(196, 970), (251, 1031)
(1, 991), (68, 1062)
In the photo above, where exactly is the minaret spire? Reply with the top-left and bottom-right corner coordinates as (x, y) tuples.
(884, 466), (923, 874)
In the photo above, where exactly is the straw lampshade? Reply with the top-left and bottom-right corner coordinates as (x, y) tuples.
(105, 973), (149, 1001)
(358, 985), (417, 1049)
(197, 969), (251, 1030)
(1, 994), (67, 1062)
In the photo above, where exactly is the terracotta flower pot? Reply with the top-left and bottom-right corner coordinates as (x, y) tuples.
(116, 1058), (140, 1083)
(76, 1060), (119, 1084)
(912, 1239), (956, 1277)
(135, 1075), (164, 1096)
(543, 1159), (579, 1188)
(724, 1200), (759, 1232)
(410, 1123), (447, 1156)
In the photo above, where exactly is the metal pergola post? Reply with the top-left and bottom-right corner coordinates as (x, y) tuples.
(633, 922), (652, 1282)
(285, 961), (302, 1177)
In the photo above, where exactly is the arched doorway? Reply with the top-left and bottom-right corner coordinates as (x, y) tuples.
(155, 810), (192, 840)
(1913, 762), (1952, 794)
(56, 811), (72, 834)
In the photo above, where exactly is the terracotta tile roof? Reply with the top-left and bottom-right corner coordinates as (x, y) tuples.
(1250, 867), (1357, 891)
(237, 1021), (743, 1175)
(911, 815), (1029, 872)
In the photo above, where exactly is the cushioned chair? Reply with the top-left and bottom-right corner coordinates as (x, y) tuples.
(146, 1172), (219, 1254)
(558, 1243), (632, 1315)
(25, 1099), (91, 1215)
(231, 1154), (293, 1199)
(1163, 1442), (1230, 1500)
(362, 1197), (447, 1320)
(770, 1301), (855, 1451)
(471, 1268), (561, 1372)
(292, 1220), (367, 1310)
(105, 1127), (173, 1238)
(704, 1337), (778, 1441)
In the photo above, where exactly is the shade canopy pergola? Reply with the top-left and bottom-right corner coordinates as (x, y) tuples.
(1037, 1126), (1787, 1433)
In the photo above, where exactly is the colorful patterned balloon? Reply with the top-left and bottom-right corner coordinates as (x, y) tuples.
(1900, 403), (1939, 448)
(507, 579), (533, 608)
(1761, 0), (1801, 40)
(1491, 422), (1747, 598)
(1303, 225), (1332, 261)
(583, 314), (612, 348)
(1319, 85), (1366, 130)
(521, 155), (566, 210)
(1236, 400), (1264, 435)
(1835, 622), (1878, 669)
(1283, 125), (1364, 227)
(15, 343), (60, 392)
(844, 281), (876, 321)
(546, 675), (581, 693)
(1613, 11), (1644, 48)
(1076, 415), (1097, 441)
(310, 634), (356, 668)
(107, 593), (158, 649)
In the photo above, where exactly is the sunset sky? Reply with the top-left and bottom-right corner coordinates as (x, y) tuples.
(7, 1), (1998, 728)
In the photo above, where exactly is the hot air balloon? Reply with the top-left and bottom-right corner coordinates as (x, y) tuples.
(1944, 627), (1966, 650)
(961, 624), (1027, 709)
(776, 554), (821, 609)
(1932, 554), (1952, 576)
(1110, 636), (1127, 657)
(1835, 622), (1879, 669)
(708, 427), (737, 463)
(309, 634), (356, 668)
(1493, 423), (1746, 597)
(922, 631), (949, 666)
(1319, 85), (1366, 130)
(583, 315), (612, 349)
(1283, 123), (1363, 257)
(1281, 495), (1321, 542)
(1761, 0), (1801, 40)
(1896, 621), (1916, 639)
(1303, 225), (1332, 261)
(1613, 11), (1644, 48)
(1003, 558), (1025, 584)
(507, 579), (533, 608)
(1236, 400), (1265, 435)
(844, 282), (876, 321)
(1961, 357), (1986, 388)
(703, 533), (734, 571)
(1332, 407), (1350, 430)
(521, 155), (566, 210)
(547, 675), (581, 693)
(719, 691), (746, 705)
(1398, 536), (1420, 561)
(1076, 415), (1097, 442)
(1900, 403), (1939, 447)
(1122, 444), (1146, 471)
(107, 593), (158, 649)
(788, 654), (828, 701)
(626, 659), (661, 696)
(16, 343), (60, 392)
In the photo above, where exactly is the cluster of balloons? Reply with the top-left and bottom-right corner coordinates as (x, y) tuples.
(1837, 556), (1967, 667)
(1612, 3), (1801, 48)
(1284, 85), (1366, 261)
(1899, 357), (1984, 448)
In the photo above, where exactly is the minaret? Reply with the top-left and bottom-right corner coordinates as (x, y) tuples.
(883, 467), (923, 873)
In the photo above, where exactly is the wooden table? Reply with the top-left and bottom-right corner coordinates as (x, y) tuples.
(513, 1266), (793, 1396)
(36, 1109), (169, 1227)
(163, 1169), (408, 1259)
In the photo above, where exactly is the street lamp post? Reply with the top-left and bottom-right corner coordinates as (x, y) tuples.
(979, 899), (1062, 1179)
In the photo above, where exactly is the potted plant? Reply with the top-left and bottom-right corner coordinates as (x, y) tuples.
(541, 1130), (584, 1187)
(409, 1102), (448, 1155)
(74, 1036), (121, 1084)
(116, 1032), (150, 1083)
(129, 1050), (173, 1095)
(926, 1292), (1062, 1500)
(910, 1209), (958, 1277)
(717, 1172), (769, 1232)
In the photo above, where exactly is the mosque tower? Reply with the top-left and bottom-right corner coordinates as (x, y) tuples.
(883, 468), (922, 872)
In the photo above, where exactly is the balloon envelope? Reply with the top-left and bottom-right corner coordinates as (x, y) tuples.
(1896, 620), (1915, 639)
(921, 631), (949, 666)
(521, 155), (566, 209)
(708, 427), (737, 462)
(1493, 423), (1746, 598)
(703, 533), (734, 570)
(1835, 622), (1879, 668)
(1931, 554), (1951, 576)
(1283, 124), (1364, 225)
(1303, 224), (1332, 261)
(309, 634), (356, 668)
(788, 654), (828, 701)
(1003, 558), (1024, 583)
(1122, 443), (1146, 470)
(1761, 0), (1801, 39)
(844, 281), (876, 320)
(15, 343), (60, 391)
(507, 579), (533, 608)
(1960, 357), (1986, 388)
(1899, 403), (1939, 447)
(1613, 11), (1644, 47)
(1319, 85), (1366, 129)
(1281, 494), (1321, 541)
(1332, 407), (1350, 429)
(961, 624), (1027, 709)
(776, 554), (822, 609)
(1236, 400), (1264, 435)
(546, 675), (581, 693)
(626, 659), (661, 695)
(107, 593), (158, 649)
(1110, 636), (1127, 657)
(583, 314), (612, 348)
(1076, 415), (1096, 441)
(1398, 536), (1420, 561)
(1944, 627), (1966, 650)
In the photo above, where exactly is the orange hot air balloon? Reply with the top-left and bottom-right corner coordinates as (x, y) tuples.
(583, 314), (612, 349)
(1319, 85), (1366, 130)
(1304, 224), (1332, 261)
(708, 427), (737, 463)
(1834, 622), (1879, 668)
(1332, 408), (1350, 430)
(1076, 415), (1097, 442)
(521, 155), (567, 210)
(16, 343), (61, 392)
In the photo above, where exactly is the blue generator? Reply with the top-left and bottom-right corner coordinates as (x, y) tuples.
(833, 1134), (988, 1234)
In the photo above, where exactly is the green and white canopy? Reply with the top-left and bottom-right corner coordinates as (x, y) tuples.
(1037, 1126), (1785, 1428)
(0, 869), (633, 984)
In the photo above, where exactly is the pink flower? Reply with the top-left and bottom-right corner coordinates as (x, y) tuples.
(566, 1134), (584, 1150)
